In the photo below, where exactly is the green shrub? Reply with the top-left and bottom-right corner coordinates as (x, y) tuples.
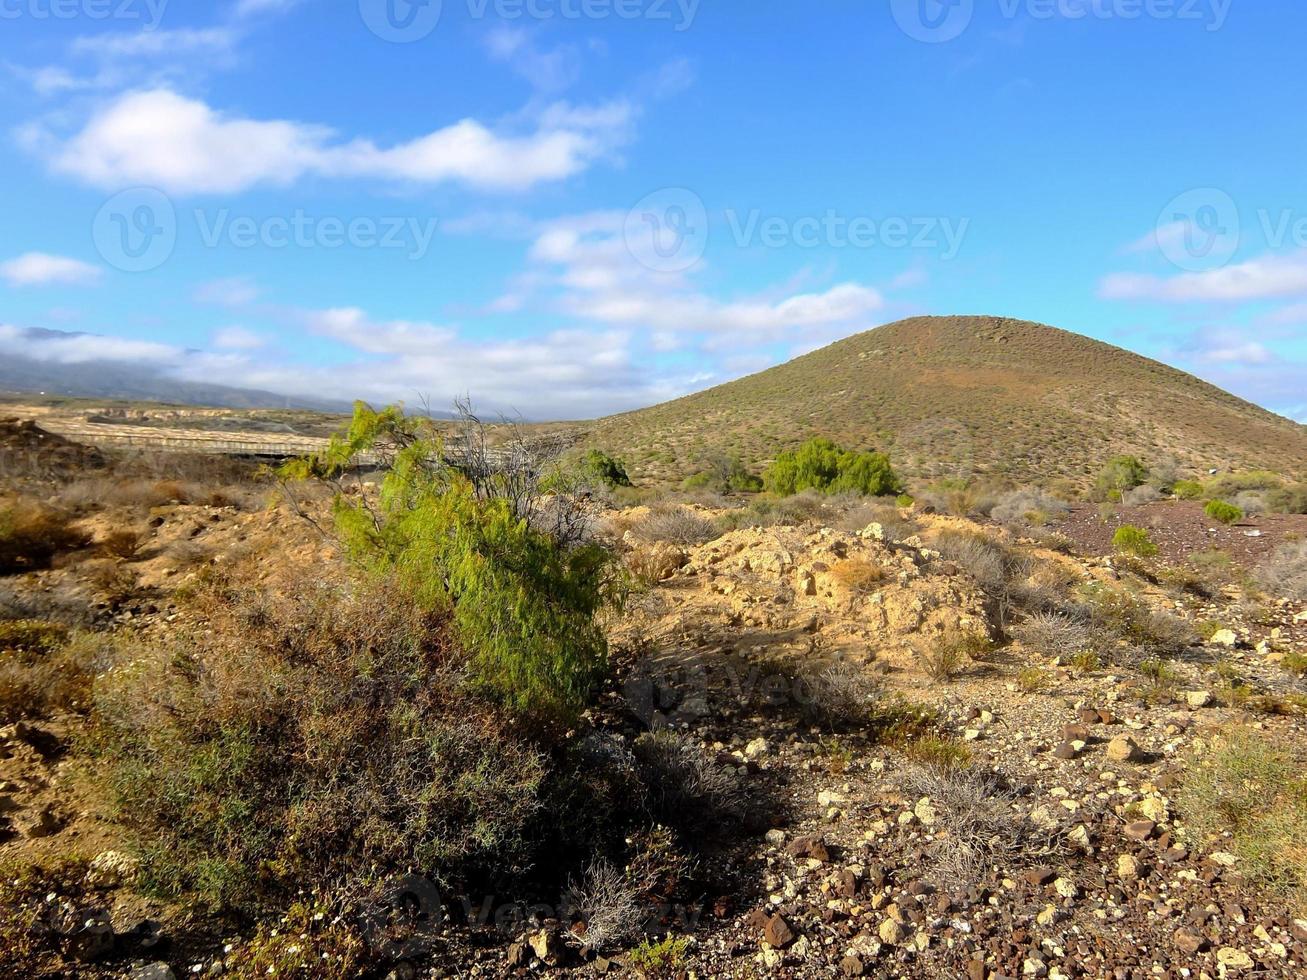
(86, 569), (548, 913)
(1093, 456), (1149, 502)
(1204, 499), (1243, 525)
(682, 454), (763, 493)
(284, 404), (617, 730)
(1113, 524), (1158, 557)
(764, 437), (902, 497)
(1172, 479), (1204, 500)
(896, 493), (915, 508)
(1178, 728), (1307, 911)
(584, 450), (632, 488)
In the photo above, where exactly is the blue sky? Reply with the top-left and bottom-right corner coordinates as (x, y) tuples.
(1, 0), (1304, 420)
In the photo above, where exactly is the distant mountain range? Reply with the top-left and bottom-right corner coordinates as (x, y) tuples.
(0, 327), (345, 411)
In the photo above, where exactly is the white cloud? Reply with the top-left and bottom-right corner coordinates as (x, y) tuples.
(37, 88), (633, 195)
(212, 325), (267, 350)
(71, 28), (238, 60)
(1, 252), (103, 287)
(1099, 251), (1307, 303)
(523, 212), (886, 347)
(1199, 341), (1273, 365)
(194, 276), (263, 307)
(0, 324), (174, 363)
(484, 27), (583, 92)
(233, 0), (305, 16)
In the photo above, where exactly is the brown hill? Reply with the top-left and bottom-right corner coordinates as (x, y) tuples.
(589, 316), (1307, 489)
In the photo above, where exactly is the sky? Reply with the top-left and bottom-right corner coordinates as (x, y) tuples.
(1, 0), (1304, 421)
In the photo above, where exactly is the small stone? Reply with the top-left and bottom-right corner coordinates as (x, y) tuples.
(1210, 629), (1238, 648)
(745, 737), (771, 760)
(1184, 690), (1213, 709)
(1106, 736), (1140, 763)
(1215, 947), (1254, 971)
(131, 966), (176, 980)
(839, 954), (865, 976)
(878, 919), (905, 945)
(1052, 877), (1078, 900)
(764, 914), (796, 949)
(1172, 929), (1208, 955)
(786, 835), (831, 863)
(87, 850), (141, 889)
(1053, 742), (1079, 760)
(1077, 708), (1101, 724)
(765, 828), (786, 846)
(966, 959), (987, 980)
(1117, 855), (1141, 881)
(1124, 819), (1156, 842)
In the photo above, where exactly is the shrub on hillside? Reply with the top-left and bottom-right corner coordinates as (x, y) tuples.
(0, 500), (90, 575)
(1112, 525), (1158, 557)
(1093, 455), (1149, 502)
(1255, 541), (1307, 601)
(1121, 485), (1162, 507)
(1204, 499), (1243, 525)
(1265, 482), (1307, 515)
(990, 488), (1069, 527)
(683, 454), (763, 493)
(632, 504), (721, 546)
(86, 569), (549, 912)
(584, 450), (633, 488)
(764, 438), (902, 497)
(1172, 479), (1204, 500)
(282, 403), (617, 729)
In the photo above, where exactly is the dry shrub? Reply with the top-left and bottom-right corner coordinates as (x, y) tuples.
(85, 567), (548, 912)
(625, 543), (685, 587)
(828, 558), (887, 594)
(831, 499), (920, 541)
(1255, 540), (1307, 601)
(85, 561), (138, 606)
(1081, 585), (1195, 659)
(795, 659), (883, 731)
(914, 628), (988, 683)
(1013, 612), (1092, 659)
(565, 859), (644, 952)
(899, 765), (1054, 890)
(0, 627), (108, 723)
(633, 730), (744, 838)
(990, 488), (1069, 527)
(632, 504), (720, 546)
(0, 499), (90, 575)
(99, 528), (144, 561)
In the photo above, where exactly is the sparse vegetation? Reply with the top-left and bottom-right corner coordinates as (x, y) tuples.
(632, 504), (721, 546)
(1204, 499), (1244, 525)
(1256, 540), (1307, 600)
(1094, 455), (1149, 502)
(1178, 728), (1307, 912)
(764, 437), (902, 497)
(1112, 524), (1158, 557)
(0, 498), (89, 574)
(828, 557), (887, 594)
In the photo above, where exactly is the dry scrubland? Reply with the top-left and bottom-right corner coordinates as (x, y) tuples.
(1, 404), (1306, 980)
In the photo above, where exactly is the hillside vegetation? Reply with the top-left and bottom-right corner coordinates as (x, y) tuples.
(588, 316), (1307, 488)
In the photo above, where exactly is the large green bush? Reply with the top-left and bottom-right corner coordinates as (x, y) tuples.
(584, 449), (632, 488)
(284, 403), (617, 729)
(1093, 456), (1149, 502)
(764, 438), (902, 497)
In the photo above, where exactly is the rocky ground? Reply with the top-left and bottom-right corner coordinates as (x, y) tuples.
(1, 486), (1305, 978)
